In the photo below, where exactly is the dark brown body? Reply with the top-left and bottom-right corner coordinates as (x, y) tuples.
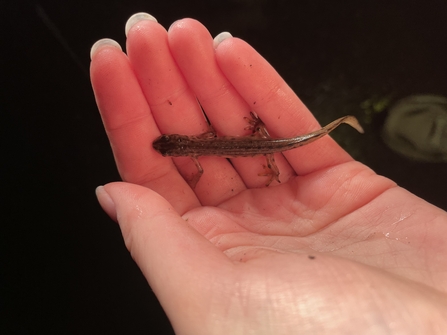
(153, 115), (364, 158)
(152, 114), (363, 187)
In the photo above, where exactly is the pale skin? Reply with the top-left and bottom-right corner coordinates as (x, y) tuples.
(90, 14), (447, 335)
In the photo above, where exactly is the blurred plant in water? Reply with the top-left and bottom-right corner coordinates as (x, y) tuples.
(360, 95), (393, 124)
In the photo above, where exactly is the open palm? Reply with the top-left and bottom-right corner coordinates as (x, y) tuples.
(91, 15), (447, 334)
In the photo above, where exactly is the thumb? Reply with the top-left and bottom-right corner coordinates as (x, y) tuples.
(95, 182), (230, 327)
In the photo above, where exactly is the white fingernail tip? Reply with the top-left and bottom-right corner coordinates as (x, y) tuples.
(125, 12), (157, 37)
(90, 38), (122, 60)
(213, 31), (233, 49)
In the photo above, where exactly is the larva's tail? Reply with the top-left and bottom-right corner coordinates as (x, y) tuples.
(324, 115), (364, 134)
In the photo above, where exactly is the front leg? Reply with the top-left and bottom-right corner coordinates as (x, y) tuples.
(188, 156), (203, 189)
(196, 124), (217, 139)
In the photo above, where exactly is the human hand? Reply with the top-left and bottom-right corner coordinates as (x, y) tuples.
(90, 14), (447, 334)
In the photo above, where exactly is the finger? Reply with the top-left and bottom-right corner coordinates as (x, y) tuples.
(215, 37), (355, 175)
(125, 16), (247, 204)
(168, 19), (295, 188)
(90, 38), (200, 214)
(97, 182), (233, 333)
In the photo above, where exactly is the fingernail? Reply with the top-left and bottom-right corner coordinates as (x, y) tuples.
(95, 186), (117, 221)
(125, 12), (158, 37)
(213, 31), (233, 49)
(90, 38), (122, 60)
(167, 19), (179, 32)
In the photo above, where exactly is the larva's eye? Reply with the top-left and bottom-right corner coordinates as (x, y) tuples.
(160, 135), (170, 142)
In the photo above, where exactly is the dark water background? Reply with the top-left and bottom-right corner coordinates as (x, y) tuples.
(2, 1), (446, 333)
